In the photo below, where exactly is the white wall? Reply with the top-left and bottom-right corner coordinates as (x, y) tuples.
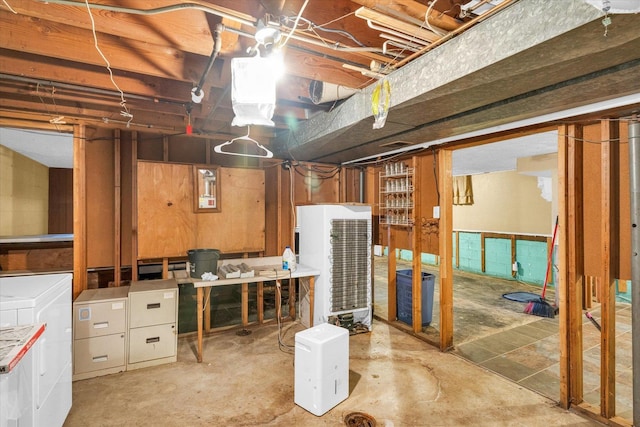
(453, 170), (552, 235)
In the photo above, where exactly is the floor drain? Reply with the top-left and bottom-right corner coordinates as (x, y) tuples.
(235, 328), (251, 336)
(344, 412), (377, 427)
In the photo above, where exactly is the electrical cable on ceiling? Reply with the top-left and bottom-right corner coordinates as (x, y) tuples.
(279, 0), (310, 48)
(425, 0), (448, 37)
(2, 0), (17, 13)
(36, 83), (66, 130)
(285, 16), (367, 47)
(83, 0), (132, 127)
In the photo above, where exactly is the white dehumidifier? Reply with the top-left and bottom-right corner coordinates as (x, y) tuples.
(294, 323), (349, 416)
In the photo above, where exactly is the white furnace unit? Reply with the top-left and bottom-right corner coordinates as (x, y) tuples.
(297, 204), (372, 331)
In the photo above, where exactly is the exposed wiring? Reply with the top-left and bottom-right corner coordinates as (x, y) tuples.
(2, 0), (17, 13)
(279, 0), (309, 48)
(315, 11), (356, 29)
(425, 0), (448, 37)
(284, 16), (367, 47)
(432, 146), (440, 204)
(83, 0), (132, 127)
(275, 272), (296, 353)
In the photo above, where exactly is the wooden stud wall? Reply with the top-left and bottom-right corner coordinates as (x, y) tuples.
(72, 124), (87, 299)
(599, 119), (619, 418)
(438, 149), (453, 351)
(411, 156), (423, 333)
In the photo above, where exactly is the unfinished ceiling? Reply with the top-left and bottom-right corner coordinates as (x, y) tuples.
(0, 0), (639, 164)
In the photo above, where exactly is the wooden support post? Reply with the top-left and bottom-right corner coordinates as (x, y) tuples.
(412, 156), (423, 333)
(162, 135), (169, 162)
(131, 131), (138, 281)
(387, 225), (397, 321)
(114, 129), (121, 286)
(73, 124), (87, 299)
(275, 281), (281, 322)
(438, 149), (454, 351)
(204, 287), (211, 333)
(242, 282), (249, 325)
(600, 119), (619, 418)
(258, 282), (264, 323)
(162, 258), (169, 279)
(242, 253), (249, 325)
(558, 124), (584, 409)
(196, 287), (203, 362)
(480, 232), (486, 273)
(289, 278), (296, 320)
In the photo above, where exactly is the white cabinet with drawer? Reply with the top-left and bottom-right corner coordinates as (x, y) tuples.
(127, 279), (178, 370)
(73, 286), (129, 380)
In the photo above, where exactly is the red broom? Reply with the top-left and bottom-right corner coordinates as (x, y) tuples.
(524, 216), (558, 318)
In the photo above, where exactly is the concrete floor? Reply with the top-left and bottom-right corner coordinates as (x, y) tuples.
(65, 320), (599, 426)
(373, 256), (633, 421)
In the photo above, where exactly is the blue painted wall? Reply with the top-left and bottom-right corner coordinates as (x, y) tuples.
(380, 232), (630, 301)
(484, 238), (513, 280)
(515, 239), (549, 285)
(457, 232), (483, 273)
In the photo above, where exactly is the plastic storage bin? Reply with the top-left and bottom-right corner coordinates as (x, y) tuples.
(396, 269), (435, 326)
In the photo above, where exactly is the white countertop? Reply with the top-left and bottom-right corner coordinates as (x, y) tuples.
(0, 234), (73, 244)
(192, 262), (320, 288)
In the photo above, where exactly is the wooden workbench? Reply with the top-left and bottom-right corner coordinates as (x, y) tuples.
(191, 256), (320, 363)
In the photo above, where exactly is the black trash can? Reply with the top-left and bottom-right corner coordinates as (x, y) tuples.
(187, 249), (220, 279)
(396, 269), (435, 326)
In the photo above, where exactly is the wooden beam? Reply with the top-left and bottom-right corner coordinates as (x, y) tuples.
(350, 0), (462, 31)
(0, 48), (194, 101)
(73, 124), (87, 299)
(355, 7), (443, 43)
(438, 148), (453, 351)
(600, 119), (619, 418)
(282, 48), (369, 89)
(0, 11), (211, 82)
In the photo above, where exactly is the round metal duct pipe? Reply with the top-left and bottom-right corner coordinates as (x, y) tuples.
(309, 81), (357, 105)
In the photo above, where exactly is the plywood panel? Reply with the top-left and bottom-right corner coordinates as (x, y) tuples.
(582, 123), (602, 278)
(86, 127), (115, 268)
(137, 162), (196, 258)
(196, 167), (266, 253)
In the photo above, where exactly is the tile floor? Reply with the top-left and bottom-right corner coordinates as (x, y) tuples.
(372, 255), (633, 421)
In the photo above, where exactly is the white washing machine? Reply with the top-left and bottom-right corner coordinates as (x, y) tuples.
(0, 273), (73, 427)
